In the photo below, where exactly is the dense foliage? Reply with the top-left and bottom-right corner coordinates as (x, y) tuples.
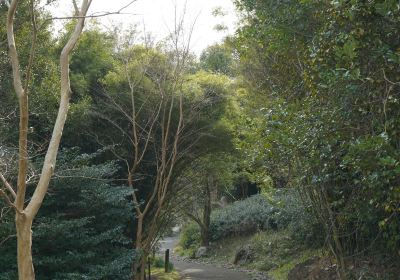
(1, 0), (399, 278)
(232, 0), (400, 265)
(0, 149), (134, 279)
(179, 191), (322, 252)
(1, 2), (235, 278)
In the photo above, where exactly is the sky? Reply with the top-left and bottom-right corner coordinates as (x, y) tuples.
(47, 0), (238, 55)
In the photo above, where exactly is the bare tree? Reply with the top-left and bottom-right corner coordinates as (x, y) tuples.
(94, 16), (201, 280)
(176, 153), (235, 247)
(182, 174), (213, 247)
(98, 47), (187, 280)
(0, 0), (92, 279)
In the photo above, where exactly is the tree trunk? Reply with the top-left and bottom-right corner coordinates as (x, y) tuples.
(133, 255), (146, 280)
(201, 180), (212, 247)
(134, 216), (145, 280)
(139, 260), (146, 280)
(16, 214), (34, 280)
(200, 226), (210, 247)
(5, 1), (91, 279)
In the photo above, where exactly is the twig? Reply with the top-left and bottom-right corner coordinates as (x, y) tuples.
(0, 189), (22, 214)
(24, 0), (38, 93)
(49, 12), (138, 20)
(47, 0), (139, 20)
(0, 235), (16, 247)
(0, 173), (16, 199)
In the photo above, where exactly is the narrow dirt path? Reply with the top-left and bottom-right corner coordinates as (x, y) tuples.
(159, 237), (251, 280)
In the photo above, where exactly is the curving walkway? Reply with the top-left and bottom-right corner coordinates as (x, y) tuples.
(173, 259), (250, 280)
(159, 237), (250, 280)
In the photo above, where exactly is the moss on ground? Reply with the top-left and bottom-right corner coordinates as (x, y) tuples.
(177, 228), (399, 280)
(201, 230), (324, 280)
(151, 268), (181, 280)
(247, 231), (323, 279)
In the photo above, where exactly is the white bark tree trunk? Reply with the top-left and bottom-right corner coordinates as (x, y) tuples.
(16, 214), (34, 280)
(4, 1), (92, 279)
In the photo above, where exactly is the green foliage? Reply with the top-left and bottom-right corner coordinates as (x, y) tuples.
(2, 0), (399, 276)
(151, 256), (174, 271)
(200, 44), (235, 76)
(210, 195), (277, 240)
(61, 25), (117, 150)
(272, 190), (324, 247)
(180, 191), (322, 247)
(209, 192), (322, 244)
(0, 149), (135, 279)
(178, 223), (201, 256)
(233, 0), (400, 259)
(179, 153), (236, 210)
(70, 25), (115, 97)
(0, 2), (60, 144)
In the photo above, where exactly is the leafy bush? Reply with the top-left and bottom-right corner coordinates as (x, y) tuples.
(233, 0), (400, 259)
(151, 256), (174, 271)
(211, 192), (323, 245)
(0, 149), (136, 279)
(272, 190), (324, 247)
(209, 195), (278, 240)
(178, 223), (201, 256)
(179, 191), (324, 253)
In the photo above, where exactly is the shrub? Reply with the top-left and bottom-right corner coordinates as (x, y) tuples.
(209, 195), (278, 240)
(272, 190), (324, 247)
(151, 256), (174, 271)
(178, 223), (201, 256)
(179, 191), (324, 251)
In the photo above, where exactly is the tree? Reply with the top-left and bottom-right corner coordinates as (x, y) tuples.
(232, 0), (400, 277)
(0, 148), (135, 279)
(0, 1), (91, 278)
(0, 1), (60, 146)
(199, 43), (235, 76)
(173, 70), (235, 247)
(179, 153), (235, 247)
(61, 25), (117, 151)
(98, 37), (234, 278)
(98, 43), (190, 280)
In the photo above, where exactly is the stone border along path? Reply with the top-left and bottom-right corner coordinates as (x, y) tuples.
(159, 237), (270, 280)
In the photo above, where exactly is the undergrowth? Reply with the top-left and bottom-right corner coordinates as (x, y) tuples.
(203, 230), (324, 280)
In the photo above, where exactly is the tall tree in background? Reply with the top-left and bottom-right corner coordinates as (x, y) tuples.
(179, 153), (235, 246)
(0, 1), (91, 278)
(99, 44), (188, 280)
(200, 43), (235, 76)
(99, 32), (234, 279)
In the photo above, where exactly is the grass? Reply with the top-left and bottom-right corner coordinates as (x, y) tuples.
(269, 248), (323, 280)
(150, 267), (181, 280)
(204, 235), (254, 264)
(247, 231), (323, 276)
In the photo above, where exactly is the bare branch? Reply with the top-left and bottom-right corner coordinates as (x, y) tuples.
(47, 0), (138, 20)
(7, 0), (29, 211)
(72, 0), (79, 15)
(383, 69), (400, 85)
(24, 0), (38, 93)
(25, 0), (92, 220)
(0, 189), (22, 214)
(0, 173), (16, 199)
(7, 0), (25, 99)
(0, 235), (16, 247)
